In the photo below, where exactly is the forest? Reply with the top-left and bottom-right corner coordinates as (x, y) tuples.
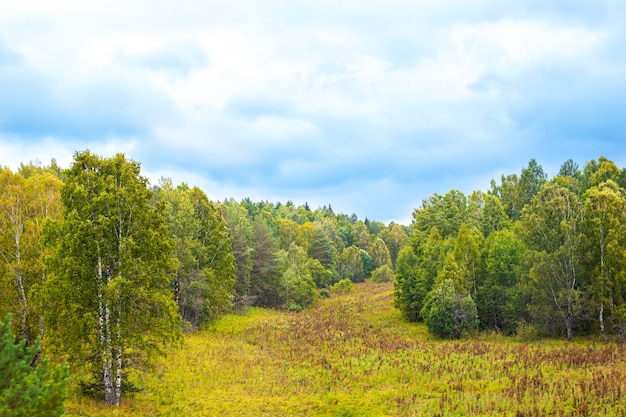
(1, 151), (626, 415)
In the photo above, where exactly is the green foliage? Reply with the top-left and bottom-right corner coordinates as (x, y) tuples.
(394, 227), (448, 323)
(43, 151), (181, 405)
(413, 189), (472, 239)
(421, 279), (478, 339)
(517, 182), (586, 341)
(220, 201), (255, 302)
(279, 244), (319, 311)
(307, 258), (334, 289)
(479, 193), (510, 237)
(337, 246), (364, 283)
(308, 227), (337, 270)
(476, 230), (526, 334)
(279, 267), (319, 312)
(0, 314), (69, 417)
(331, 278), (353, 295)
(452, 224), (483, 296)
(359, 249), (374, 279)
(154, 180), (236, 326)
(371, 264), (394, 283)
(583, 180), (626, 339)
(393, 247), (422, 321)
(368, 237), (392, 270)
(398, 157), (626, 341)
(379, 223), (409, 271)
(249, 217), (283, 307)
(0, 167), (62, 347)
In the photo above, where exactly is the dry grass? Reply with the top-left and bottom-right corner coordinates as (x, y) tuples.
(64, 281), (626, 416)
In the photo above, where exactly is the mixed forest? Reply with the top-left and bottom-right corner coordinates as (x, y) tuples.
(1, 151), (626, 415)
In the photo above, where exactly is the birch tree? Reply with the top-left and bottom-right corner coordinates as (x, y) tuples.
(43, 152), (181, 406)
(583, 181), (626, 339)
(0, 168), (62, 349)
(518, 182), (586, 341)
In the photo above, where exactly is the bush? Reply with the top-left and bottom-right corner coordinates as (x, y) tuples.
(318, 288), (331, 298)
(371, 265), (394, 283)
(421, 279), (478, 339)
(515, 320), (542, 342)
(331, 279), (353, 295)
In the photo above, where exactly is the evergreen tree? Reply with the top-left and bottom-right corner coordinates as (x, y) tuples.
(0, 314), (69, 417)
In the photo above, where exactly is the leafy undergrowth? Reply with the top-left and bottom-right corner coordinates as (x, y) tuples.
(65, 281), (626, 416)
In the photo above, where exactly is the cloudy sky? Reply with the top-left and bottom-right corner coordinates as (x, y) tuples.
(1, 1), (625, 223)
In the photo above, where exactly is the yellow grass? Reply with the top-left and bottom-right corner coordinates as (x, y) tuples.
(64, 281), (626, 416)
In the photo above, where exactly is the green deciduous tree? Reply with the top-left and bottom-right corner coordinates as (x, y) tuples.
(337, 245), (364, 283)
(380, 223), (409, 271)
(583, 181), (626, 339)
(452, 224), (483, 297)
(394, 228), (448, 322)
(476, 230), (526, 334)
(279, 244), (319, 311)
(587, 157), (621, 189)
(360, 249), (374, 279)
(185, 186), (236, 324)
(413, 190), (472, 239)
(517, 182), (586, 341)
(0, 168), (62, 350)
(369, 237), (392, 270)
(0, 314), (69, 417)
(43, 152), (181, 406)
(479, 193), (510, 237)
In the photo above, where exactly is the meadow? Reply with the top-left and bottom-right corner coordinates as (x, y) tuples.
(65, 281), (626, 416)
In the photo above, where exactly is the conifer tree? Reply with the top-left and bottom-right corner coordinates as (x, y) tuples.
(0, 314), (69, 417)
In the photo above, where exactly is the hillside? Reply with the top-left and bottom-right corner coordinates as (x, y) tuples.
(65, 281), (626, 417)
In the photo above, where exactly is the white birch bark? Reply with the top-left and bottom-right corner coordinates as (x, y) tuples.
(98, 252), (115, 406)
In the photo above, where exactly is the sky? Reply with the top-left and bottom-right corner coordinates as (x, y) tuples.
(1, 1), (625, 224)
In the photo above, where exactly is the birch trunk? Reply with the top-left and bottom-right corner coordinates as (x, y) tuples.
(114, 313), (122, 406)
(98, 253), (115, 406)
(13, 221), (29, 341)
(599, 302), (607, 341)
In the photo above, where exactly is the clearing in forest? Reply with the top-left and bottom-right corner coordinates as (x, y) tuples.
(65, 281), (626, 416)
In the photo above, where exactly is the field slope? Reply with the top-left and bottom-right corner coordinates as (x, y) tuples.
(66, 281), (626, 416)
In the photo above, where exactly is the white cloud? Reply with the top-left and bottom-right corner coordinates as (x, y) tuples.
(1, 0), (625, 222)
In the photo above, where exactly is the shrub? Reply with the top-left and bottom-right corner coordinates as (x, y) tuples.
(331, 279), (353, 295)
(515, 320), (542, 342)
(371, 265), (394, 283)
(421, 279), (478, 339)
(318, 288), (331, 298)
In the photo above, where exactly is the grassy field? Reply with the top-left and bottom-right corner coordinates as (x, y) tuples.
(65, 281), (626, 416)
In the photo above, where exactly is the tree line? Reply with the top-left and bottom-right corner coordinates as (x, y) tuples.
(4, 150), (625, 411)
(395, 157), (626, 342)
(0, 150), (407, 410)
